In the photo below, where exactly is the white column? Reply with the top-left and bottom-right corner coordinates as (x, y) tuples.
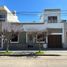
(1, 35), (4, 49)
(26, 32), (28, 43)
(46, 36), (48, 44)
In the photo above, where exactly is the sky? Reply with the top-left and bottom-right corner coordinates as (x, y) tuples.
(0, 0), (67, 22)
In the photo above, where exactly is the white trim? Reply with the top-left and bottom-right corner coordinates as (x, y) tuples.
(50, 33), (62, 35)
(62, 28), (65, 44)
(10, 33), (19, 43)
(0, 35), (3, 49)
(36, 41), (45, 43)
(10, 41), (19, 43)
(26, 32), (28, 43)
(1, 37), (3, 49)
(46, 36), (48, 43)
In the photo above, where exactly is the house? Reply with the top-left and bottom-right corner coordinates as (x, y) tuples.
(0, 6), (67, 50)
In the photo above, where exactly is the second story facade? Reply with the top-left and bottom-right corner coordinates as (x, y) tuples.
(0, 6), (19, 22)
(40, 9), (61, 23)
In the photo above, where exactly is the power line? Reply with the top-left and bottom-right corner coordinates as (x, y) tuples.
(5, 10), (67, 16)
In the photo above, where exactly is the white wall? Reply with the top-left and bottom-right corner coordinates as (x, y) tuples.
(40, 9), (61, 23)
(63, 23), (67, 48)
(0, 6), (19, 22)
(7, 13), (19, 22)
(23, 23), (64, 31)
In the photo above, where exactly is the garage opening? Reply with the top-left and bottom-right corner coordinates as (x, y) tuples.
(48, 35), (62, 48)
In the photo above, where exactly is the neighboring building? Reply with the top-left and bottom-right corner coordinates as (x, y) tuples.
(0, 6), (19, 22)
(0, 6), (67, 50)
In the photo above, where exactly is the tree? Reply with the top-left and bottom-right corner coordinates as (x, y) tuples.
(2, 23), (24, 52)
(2, 29), (15, 52)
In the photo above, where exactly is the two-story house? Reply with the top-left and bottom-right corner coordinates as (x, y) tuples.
(0, 6), (67, 50)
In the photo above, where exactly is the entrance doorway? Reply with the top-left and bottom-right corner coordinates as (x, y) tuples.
(48, 35), (62, 48)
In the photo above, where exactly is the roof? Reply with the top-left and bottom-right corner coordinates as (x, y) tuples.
(45, 9), (61, 11)
(0, 6), (11, 13)
(9, 22), (45, 25)
(22, 22), (44, 25)
(23, 23), (47, 32)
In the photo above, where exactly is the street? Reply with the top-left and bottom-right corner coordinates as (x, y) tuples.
(0, 56), (67, 67)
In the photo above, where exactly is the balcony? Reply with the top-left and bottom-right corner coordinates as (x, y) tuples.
(47, 23), (64, 28)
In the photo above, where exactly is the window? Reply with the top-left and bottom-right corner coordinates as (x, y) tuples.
(0, 15), (6, 21)
(10, 33), (19, 43)
(36, 32), (46, 43)
(48, 16), (57, 23)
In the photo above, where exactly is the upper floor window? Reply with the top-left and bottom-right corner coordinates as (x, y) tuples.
(48, 16), (57, 23)
(0, 15), (6, 21)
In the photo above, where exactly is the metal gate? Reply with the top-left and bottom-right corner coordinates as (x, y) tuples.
(48, 35), (62, 48)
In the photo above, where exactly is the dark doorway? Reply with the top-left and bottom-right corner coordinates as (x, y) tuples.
(48, 35), (62, 48)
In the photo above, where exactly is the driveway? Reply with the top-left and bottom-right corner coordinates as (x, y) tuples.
(0, 56), (67, 67)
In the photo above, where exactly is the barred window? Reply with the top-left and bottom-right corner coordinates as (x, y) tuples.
(10, 33), (19, 43)
(48, 16), (57, 23)
(36, 32), (46, 43)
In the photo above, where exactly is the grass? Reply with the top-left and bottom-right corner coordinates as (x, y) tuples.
(35, 51), (44, 55)
(0, 51), (45, 56)
(0, 51), (13, 55)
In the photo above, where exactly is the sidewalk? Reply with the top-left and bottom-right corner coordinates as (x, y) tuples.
(9, 50), (67, 56)
(45, 50), (67, 56)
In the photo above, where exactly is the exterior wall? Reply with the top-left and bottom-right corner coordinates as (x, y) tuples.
(40, 9), (61, 23)
(6, 13), (19, 22)
(0, 10), (7, 22)
(63, 23), (67, 48)
(19, 32), (26, 44)
(47, 29), (62, 33)
(0, 23), (65, 50)
(45, 28), (63, 48)
(7, 32), (44, 50)
(2, 22), (23, 32)
(0, 6), (19, 22)
(9, 32), (26, 50)
(0, 22), (2, 32)
(23, 23), (64, 30)
(0, 22), (65, 50)
(2, 32), (26, 50)
(47, 23), (63, 28)
(0, 7), (67, 50)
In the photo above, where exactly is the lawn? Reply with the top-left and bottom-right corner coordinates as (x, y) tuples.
(35, 51), (44, 55)
(0, 51), (13, 55)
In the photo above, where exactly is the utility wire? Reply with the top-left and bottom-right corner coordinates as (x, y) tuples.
(5, 10), (67, 16)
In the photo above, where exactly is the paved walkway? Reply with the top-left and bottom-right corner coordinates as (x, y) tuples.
(45, 50), (67, 56)
(10, 50), (67, 56)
